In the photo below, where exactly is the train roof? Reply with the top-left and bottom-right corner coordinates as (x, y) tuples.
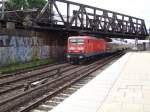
(68, 36), (103, 40)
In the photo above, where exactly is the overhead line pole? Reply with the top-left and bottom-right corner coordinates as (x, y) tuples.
(1, 0), (5, 19)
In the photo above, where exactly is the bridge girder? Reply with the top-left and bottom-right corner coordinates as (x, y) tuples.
(34, 0), (148, 39)
(0, 0), (148, 39)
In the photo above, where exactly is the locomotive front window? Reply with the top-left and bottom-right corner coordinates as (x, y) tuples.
(70, 39), (77, 44)
(70, 39), (84, 45)
(77, 39), (84, 44)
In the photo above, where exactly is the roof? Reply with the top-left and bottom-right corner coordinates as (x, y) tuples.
(68, 36), (103, 40)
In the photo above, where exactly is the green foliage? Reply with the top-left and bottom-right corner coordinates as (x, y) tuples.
(27, 0), (47, 9)
(5, 0), (47, 10)
(0, 58), (54, 74)
(146, 36), (150, 40)
(5, 0), (27, 10)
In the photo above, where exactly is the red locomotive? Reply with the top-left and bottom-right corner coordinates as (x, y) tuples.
(66, 36), (106, 63)
(66, 36), (127, 64)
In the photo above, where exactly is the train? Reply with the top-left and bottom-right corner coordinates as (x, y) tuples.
(66, 36), (128, 64)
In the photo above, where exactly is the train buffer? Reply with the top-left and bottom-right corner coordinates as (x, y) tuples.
(49, 52), (150, 112)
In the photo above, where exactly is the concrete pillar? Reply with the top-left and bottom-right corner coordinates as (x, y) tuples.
(6, 22), (15, 29)
(0, 23), (2, 28)
(135, 38), (138, 51)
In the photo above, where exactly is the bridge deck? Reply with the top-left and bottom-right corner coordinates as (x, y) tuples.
(49, 52), (150, 112)
(0, 0), (147, 39)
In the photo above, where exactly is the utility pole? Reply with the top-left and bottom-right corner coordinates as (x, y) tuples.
(149, 28), (150, 50)
(135, 38), (138, 51)
(1, 0), (5, 19)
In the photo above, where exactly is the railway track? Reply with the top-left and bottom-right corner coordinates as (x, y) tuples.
(0, 60), (65, 79)
(0, 51), (125, 112)
(29, 52), (124, 112)
(0, 63), (79, 101)
(0, 63), (74, 86)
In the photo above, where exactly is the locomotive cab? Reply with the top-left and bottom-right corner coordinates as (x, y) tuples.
(67, 37), (86, 63)
(66, 36), (107, 64)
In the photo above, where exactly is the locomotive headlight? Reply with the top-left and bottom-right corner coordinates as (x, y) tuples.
(69, 47), (75, 50)
(67, 55), (71, 58)
(78, 47), (84, 50)
(79, 56), (83, 59)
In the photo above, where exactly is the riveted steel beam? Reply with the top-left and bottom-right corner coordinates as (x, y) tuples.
(1, 0), (147, 39)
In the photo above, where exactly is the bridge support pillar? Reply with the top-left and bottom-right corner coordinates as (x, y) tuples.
(6, 22), (15, 29)
(135, 38), (138, 50)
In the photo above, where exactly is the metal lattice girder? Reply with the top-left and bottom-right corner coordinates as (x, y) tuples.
(36, 0), (148, 39)
(3, 0), (147, 39)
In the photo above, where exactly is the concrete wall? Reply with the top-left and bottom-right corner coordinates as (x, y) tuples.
(0, 30), (66, 66)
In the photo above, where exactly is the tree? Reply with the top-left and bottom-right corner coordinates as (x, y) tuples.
(5, 0), (27, 10)
(146, 36), (150, 40)
(5, 0), (47, 10)
(27, 0), (47, 10)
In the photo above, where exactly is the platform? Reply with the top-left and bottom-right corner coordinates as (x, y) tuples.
(50, 52), (150, 112)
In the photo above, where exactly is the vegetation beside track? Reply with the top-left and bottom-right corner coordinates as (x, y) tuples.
(0, 58), (55, 74)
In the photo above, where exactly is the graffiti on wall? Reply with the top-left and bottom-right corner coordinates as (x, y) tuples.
(0, 36), (44, 47)
(0, 35), (65, 66)
(0, 36), (47, 66)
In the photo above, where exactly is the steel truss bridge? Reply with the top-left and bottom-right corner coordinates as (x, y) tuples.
(0, 0), (148, 39)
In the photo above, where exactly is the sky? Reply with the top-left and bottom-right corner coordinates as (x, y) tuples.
(2, 0), (149, 29)
(69, 0), (150, 29)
